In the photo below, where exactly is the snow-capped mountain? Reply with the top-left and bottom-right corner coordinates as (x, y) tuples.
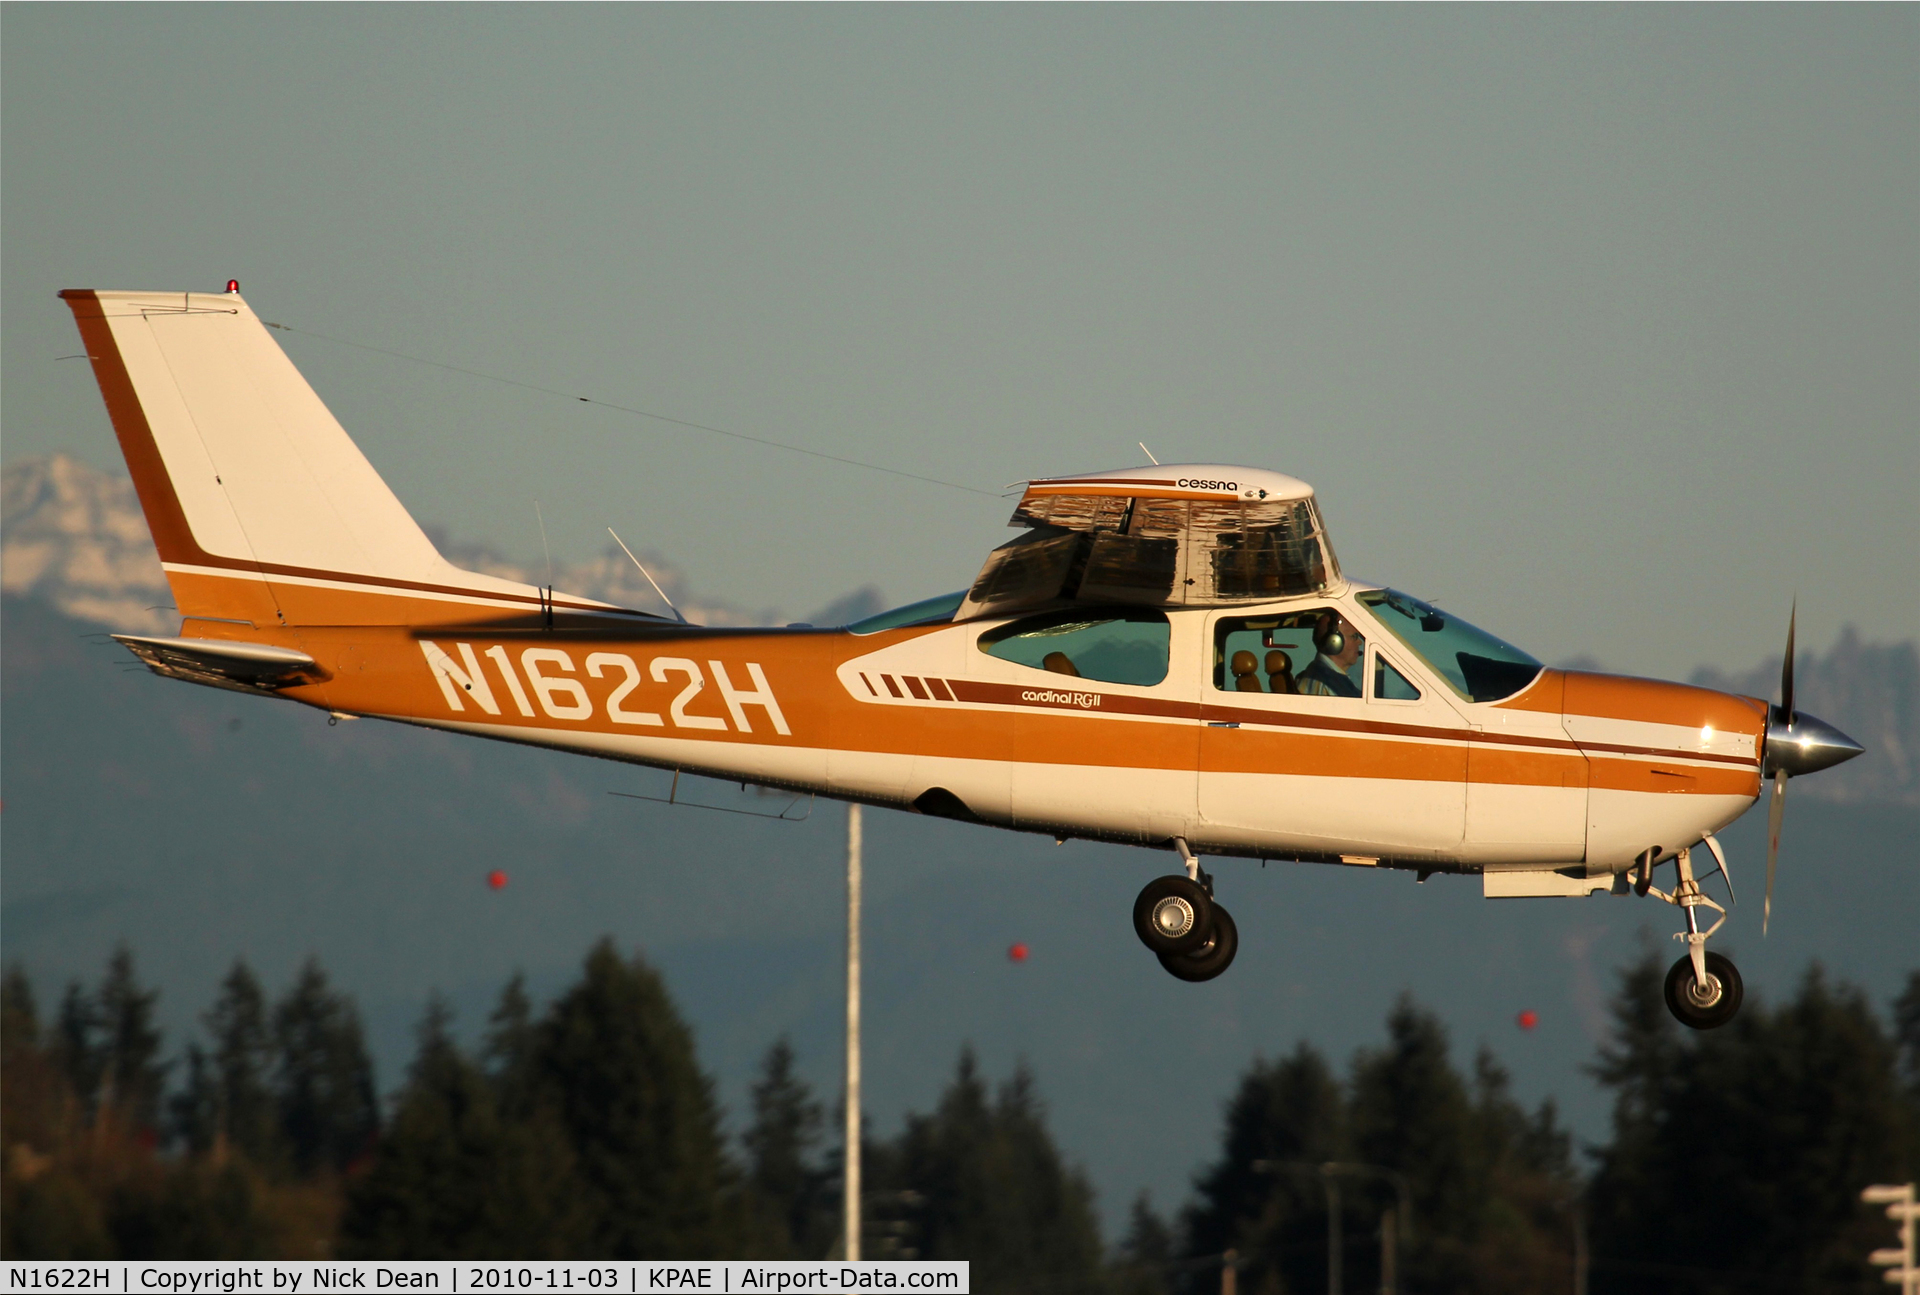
(0, 453), (877, 633)
(2, 454), (175, 634)
(2, 454), (1908, 803)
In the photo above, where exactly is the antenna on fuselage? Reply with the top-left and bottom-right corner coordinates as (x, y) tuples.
(607, 527), (688, 624)
(534, 501), (554, 629)
(1138, 442), (1161, 465)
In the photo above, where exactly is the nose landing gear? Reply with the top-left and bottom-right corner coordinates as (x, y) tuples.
(1664, 950), (1743, 1029)
(1635, 842), (1744, 1029)
(1134, 838), (1239, 982)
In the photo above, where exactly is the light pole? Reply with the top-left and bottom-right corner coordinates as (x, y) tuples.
(1253, 1160), (1412, 1295)
(844, 802), (863, 1262)
(1864, 1183), (1918, 1295)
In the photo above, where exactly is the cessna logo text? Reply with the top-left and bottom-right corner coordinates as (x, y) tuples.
(1021, 688), (1102, 709)
(421, 642), (790, 735)
(1176, 478), (1238, 491)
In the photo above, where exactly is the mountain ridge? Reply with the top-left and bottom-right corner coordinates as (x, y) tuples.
(2, 453), (884, 633)
(6, 452), (1909, 805)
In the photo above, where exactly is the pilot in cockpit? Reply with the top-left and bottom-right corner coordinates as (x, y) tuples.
(1298, 613), (1364, 698)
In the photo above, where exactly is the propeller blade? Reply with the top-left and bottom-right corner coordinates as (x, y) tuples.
(1780, 601), (1796, 723)
(1701, 830), (1735, 905)
(1764, 768), (1786, 935)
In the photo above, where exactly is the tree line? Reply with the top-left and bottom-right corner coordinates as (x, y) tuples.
(4, 939), (1916, 1294)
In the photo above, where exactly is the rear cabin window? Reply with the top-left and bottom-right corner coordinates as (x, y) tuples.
(978, 608), (1171, 687)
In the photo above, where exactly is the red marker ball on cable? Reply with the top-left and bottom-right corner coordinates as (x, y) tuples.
(1008, 943), (1029, 963)
(487, 869), (508, 891)
(1517, 1010), (1538, 1031)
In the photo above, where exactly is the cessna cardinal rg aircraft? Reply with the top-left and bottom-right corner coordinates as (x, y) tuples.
(61, 285), (1865, 1028)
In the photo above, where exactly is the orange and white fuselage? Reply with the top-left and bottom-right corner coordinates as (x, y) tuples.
(62, 287), (1769, 895)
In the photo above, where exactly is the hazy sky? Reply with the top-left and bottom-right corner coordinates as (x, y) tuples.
(5, 6), (1914, 680)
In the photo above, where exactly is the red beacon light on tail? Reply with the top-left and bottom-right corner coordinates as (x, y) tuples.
(225, 280), (240, 294)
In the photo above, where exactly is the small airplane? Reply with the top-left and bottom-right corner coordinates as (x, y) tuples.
(60, 285), (1865, 1027)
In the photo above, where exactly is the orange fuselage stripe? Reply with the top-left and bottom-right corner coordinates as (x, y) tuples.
(206, 593), (1763, 796)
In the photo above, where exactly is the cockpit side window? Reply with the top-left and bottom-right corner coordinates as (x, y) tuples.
(1213, 610), (1364, 698)
(978, 608), (1170, 687)
(1356, 589), (1542, 702)
(1372, 652), (1422, 701)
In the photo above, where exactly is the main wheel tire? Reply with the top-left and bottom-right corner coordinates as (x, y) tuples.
(1133, 875), (1215, 955)
(1663, 951), (1743, 1030)
(1158, 904), (1239, 982)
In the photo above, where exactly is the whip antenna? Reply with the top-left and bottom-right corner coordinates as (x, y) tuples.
(608, 527), (687, 624)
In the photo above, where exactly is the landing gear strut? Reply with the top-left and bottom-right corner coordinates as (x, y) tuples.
(1134, 838), (1238, 982)
(1636, 842), (1743, 1029)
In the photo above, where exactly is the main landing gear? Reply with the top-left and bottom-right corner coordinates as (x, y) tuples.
(1635, 839), (1744, 1030)
(1134, 839), (1238, 982)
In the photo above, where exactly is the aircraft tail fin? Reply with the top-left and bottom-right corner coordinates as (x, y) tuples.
(59, 288), (626, 629)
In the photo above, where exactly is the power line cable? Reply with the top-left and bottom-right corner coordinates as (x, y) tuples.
(261, 320), (1002, 499)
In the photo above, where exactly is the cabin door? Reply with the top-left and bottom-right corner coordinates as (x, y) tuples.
(1196, 609), (1468, 858)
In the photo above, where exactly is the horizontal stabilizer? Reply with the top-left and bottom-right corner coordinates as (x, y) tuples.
(113, 634), (329, 695)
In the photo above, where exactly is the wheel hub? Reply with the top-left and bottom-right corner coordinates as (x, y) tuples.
(1685, 974), (1723, 1010)
(1151, 896), (1196, 939)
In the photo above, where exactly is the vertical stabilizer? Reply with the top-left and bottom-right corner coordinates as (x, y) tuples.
(60, 288), (625, 628)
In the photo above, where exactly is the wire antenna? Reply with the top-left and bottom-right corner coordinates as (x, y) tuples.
(261, 319), (998, 498)
(608, 527), (688, 624)
(1139, 442), (1161, 465)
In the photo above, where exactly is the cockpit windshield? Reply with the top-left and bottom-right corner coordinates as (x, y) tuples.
(1356, 589), (1541, 702)
(847, 590), (966, 635)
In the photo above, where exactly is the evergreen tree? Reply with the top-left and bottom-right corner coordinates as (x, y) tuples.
(1112, 1193), (1176, 1295)
(1586, 939), (1682, 1231)
(1186, 1003), (1577, 1295)
(1182, 1042), (1347, 1295)
(1349, 996), (1477, 1245)
(1347, 997), (1573, 1294)
(2, 964), (111, 1259)
(341, 997), (585, 1257)
(534, 939), (742, 1256)
(54, 980), (102, 1117)
(3, 964), (39, 1049)
(95, 945), (168, 1136)
(889, 1049), (1106, 1292)
(174, 961), (280, 1165)
(1456, 1049), (1578, 1292)
(484, 972), (539, 1113)
(1590, 956), (1917, 1294)
(742, 1038), (834, 1258)
(273, 958), (378, 1175)
(1895, 970), (1920, 1102)
(106, 1160), (283, 1259)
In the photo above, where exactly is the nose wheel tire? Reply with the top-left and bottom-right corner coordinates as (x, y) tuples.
(1157, 904), (1239, 982)
(1133, 875), (1215, 956)
(1663, 951), (1743, 1030)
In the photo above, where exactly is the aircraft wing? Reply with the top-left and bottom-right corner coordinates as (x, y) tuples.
(112, 634), (330, 695)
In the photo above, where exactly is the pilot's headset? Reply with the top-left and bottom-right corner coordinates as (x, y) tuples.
(1312, 613), (1346, 658)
